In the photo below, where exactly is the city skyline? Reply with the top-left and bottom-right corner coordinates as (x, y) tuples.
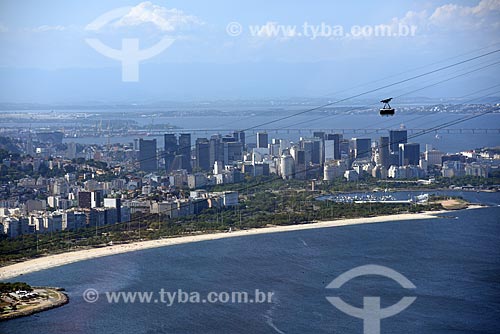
(0, 122), (497, 240)
(0, 2), (499, 333)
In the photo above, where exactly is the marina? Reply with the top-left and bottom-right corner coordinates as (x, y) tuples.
(317, 191), (430, 204)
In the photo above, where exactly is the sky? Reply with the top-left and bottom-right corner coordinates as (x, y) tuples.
(0, 0), (499, 103)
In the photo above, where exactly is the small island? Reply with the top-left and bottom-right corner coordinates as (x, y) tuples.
(0, 282), (68, 321)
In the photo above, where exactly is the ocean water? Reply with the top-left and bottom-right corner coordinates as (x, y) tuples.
(60, 113), (499, 153)
(1, 192), (499, 333)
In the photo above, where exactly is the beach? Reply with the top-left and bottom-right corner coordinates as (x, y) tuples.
(0, 211), (452, 280)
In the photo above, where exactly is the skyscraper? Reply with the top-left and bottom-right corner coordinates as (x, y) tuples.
(270, 138), (281, 156)
(226, 141), (243, 164)
(209, 135), (224, 169)
(291, 147), (306, 180)
(139, 138), (157, 172)
(280, 154), (294, 180)
(104, 198), (122, 222)
(326, 133), (342, 160)
(313, 131), (325, 140)
(354, 138), (372, 159)
(340, 138), (350, 157)
(389, 130), (407, 153)
(399, 143), (420, 166)
(379, 136), (390, 168)
(300, 139), (314, 166)
(195, 138), (210, 171)
(256, 132), (268, 149)
(312, 138), (322, 164)
(164, 133), (178, 172)
(233, 130), (246, 148)
(178, 133), (192, 172)
(91, 190), (103, 208)
(78, 191), (91, 209)
(313, 132), (325, 165)
(163, 133), (192, 172)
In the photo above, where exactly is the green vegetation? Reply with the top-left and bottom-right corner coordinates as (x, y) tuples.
(432, 175), (499, 188)
(0, 143), (494, 264)
(0, 180), (444, 264)
(0, 282), (33, 293)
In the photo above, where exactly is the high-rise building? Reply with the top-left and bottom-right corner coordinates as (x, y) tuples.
(178, 133), (192, 172)
(300, 139), (314, 166)
(163, 133), (192, 172)
(164, 134), (178, 172)
(195, 138), (210, 171)
(326, 134), (342, 160)
(226, 141), (243, 164)
(313, 132), (325, 165)
(104, 198), (122, 222)
(354, 138), (372, 159)
(291, 146), (307, 180)
(233, 130), (246, 148)
(324, 139), (336, 161)
(270, 138), (281, 156)
(312, 138), (323, 164)
(389, 130), (407, 153)
(78, 191), (91, 209)
(399, 143), (420, 166)
(256, 132), (268, 149)
(209, 135), (224, 169)
(313, 132), (325, 140)
(221, 135), (236, 143)
(280, 154), (294, 180)
(91, 190), (103, 208)
(340, 138), (350, 157)
(425, 148), (444, 165)
(139, 138), (157, 172)
(379, 136), (390, 167)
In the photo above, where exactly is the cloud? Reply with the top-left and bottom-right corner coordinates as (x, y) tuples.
(391, 0), (500, 33)
(391, 10), (428, 28)
(32, 25), (67, 33)
(429, 0), (500, 30)
(114, 1), (202, 32)
(0, 23), (8, 33)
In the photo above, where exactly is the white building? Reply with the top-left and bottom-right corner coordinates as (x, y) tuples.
(280, 155), (294, 180)
(388, 165), (405, 179)
(344, 170), (359, 182)
(442, 161), (465, 177)
(425, 149), (444, 165)
(465, 162), (490, 177)
(323, 160), (347, 181)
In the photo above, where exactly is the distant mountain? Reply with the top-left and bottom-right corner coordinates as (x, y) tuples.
(0, 61), (497, 105)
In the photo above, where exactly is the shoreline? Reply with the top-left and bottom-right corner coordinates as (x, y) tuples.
(0, 207), (484, 280)
(0, 287), (68, 322)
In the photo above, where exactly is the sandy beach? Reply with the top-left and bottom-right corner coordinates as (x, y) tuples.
(0, 211), (454, 280)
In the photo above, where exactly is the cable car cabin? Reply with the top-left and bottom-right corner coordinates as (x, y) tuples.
(379, 107), (395, 116)
(379, 98), (395, 116)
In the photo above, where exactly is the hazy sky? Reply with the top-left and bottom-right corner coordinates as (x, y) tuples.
(0, 0), (499, 103)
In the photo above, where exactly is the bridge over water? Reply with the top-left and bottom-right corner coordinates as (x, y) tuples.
(148, 128), (500, 135)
